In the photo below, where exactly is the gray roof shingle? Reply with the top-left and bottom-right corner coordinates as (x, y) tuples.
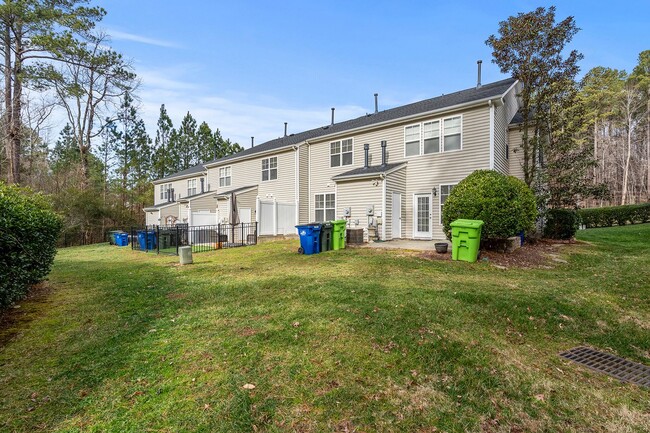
(332, 162), (406, 181)
(155, 78), (516, 182)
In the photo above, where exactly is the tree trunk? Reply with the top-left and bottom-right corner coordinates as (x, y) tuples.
(3, 22), (13, 183)
(647, 99), (650, 201)
(9, 24), (22, 184)
(621, 118), (632, 205)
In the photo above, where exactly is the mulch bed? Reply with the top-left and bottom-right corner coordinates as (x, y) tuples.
(420, 239), (582, 269)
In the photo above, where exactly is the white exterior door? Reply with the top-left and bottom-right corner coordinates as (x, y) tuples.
(239, 208), (251, 224)
(413, 193), (432, 238)
(391, 192), (402, 239)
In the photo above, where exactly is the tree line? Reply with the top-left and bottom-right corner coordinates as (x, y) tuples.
(0, 1), (241, 242)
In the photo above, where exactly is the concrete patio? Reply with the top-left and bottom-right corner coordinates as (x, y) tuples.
(358, 239), (450, 251)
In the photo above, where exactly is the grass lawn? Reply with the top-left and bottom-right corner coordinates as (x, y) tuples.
(1, 224), (649, 432)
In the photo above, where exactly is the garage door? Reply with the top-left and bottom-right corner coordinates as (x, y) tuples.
(191, 211), (216, 226)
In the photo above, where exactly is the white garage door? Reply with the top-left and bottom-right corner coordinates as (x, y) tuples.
(192, 211), (216, 226)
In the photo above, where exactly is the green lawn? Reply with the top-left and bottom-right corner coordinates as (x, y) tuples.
(1, 225), (649, 432)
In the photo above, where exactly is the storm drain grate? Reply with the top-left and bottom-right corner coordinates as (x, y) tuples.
(559, 346), (650, 388)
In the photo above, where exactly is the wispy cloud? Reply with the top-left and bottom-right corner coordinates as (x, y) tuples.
(136, 67), (370, 147)
(107, 29), (182, 49)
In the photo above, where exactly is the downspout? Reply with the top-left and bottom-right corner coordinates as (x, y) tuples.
(307, 140), (312, 222)
(293, 144), (299, 225)
(488, 100), (495, 170)
(381, 173), (387, 241)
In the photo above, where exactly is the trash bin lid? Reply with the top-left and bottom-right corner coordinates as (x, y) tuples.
(449, 219), (484, 229)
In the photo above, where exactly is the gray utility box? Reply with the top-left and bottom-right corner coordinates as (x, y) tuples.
(179, 246), (193, 265)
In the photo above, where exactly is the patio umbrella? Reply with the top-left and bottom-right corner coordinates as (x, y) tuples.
(230, 192), (240, 225)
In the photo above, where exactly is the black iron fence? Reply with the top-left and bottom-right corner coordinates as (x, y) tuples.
(130, 223), (258, 255)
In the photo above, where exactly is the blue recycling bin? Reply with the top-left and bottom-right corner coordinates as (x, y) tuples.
(295, 223), (322, 255)
(115, 233), (129, 247)
(137, 230), (157, 251)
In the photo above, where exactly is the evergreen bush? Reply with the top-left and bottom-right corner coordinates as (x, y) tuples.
(442, 170), (537, 240)
(0, 183), (63, 309)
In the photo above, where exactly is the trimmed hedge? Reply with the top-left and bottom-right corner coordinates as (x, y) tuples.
(442, 170), (538, 240)
(544, 208), (579, 239)
(0, 183), (62, 309)
(578, 203), (650, 228)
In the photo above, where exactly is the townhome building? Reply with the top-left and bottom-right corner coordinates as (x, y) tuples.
(145, 76), (525, 241)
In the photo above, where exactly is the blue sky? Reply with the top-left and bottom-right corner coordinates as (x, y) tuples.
(93, 0), (649, 148)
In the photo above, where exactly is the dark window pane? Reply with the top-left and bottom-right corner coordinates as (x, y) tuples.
(270, 169), (277, 180)
(423, 137), (439, 154)
(262, 171), (269, 181)
(331, 154), (340, 167)
(342, 152), (352, 166)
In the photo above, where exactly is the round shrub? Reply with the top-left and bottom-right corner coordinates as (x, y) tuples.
(543, 208), (580, 239)
(442, 170), (537, 240)
(0, 183), (62, 309)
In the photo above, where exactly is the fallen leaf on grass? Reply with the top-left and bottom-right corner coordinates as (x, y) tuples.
(242, 383), (256, 390)
(534, 394), (545, 402)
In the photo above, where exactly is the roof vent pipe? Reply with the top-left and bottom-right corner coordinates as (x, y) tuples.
(381, 140), (387, 166)
(364, 143), (369, 169)
(200, 178), (204, 193)
(171, 188), (175, 202)
(284, 122), (287, 137)
(331, 107), (335, 125)
(251, 136), (254, 148)
(476, 60), (482, 89)
(374, 93), (378, 114)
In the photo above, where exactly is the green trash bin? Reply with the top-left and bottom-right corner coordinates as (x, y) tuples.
(450, 219), (484, 263)
(331, 220), (347, 250)
(319, 222), (333, 252)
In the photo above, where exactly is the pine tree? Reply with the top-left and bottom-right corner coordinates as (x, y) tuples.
(152, 104), (173, 178)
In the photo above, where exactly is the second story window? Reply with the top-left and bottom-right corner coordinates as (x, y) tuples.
(443, 116), (462, 151)
(187, 179), (197, 196)
(219, 167), (231, 187)
(423, 121), (440, 154)
(262, 157), (277, 181)
(405, 125), (420, 157)
(161, 183), (172, 200)
(330, 138), (353, 167)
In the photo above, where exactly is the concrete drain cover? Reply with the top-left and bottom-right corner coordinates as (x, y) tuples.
(560, 346), (650, 388)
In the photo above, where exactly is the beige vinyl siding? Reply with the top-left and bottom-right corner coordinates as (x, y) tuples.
(336, 178), (383, 241)
(216, 198), (229, 223)
(299, 144), (309, 224)
(179, 203), (189, 224)
(146, 211), (159, 226)
(207, 148), (296, 204)
(384, 166), (407, 240)
(154, 175), (208, 206)
(160, 204), (179, 225)
(237, 189), (258, 223)
(188, 194), (217, 212)
(508, 127), (526, 181)
(308, 105), (491, 240)
(493, 104), (508, 174)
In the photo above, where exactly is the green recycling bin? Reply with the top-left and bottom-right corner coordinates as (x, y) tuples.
(450, 219), (484, 263)
(331, 220), (347, 250)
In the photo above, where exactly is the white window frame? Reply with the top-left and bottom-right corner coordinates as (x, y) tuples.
(187, 179), (197, 196)
(161, 183), (172, 200)
(219, 166), (231, 188)
(314, 193), (336, 222)
(330, 138), (354, 168)
(261, 156), (278, 182)
(404, 114), (463, 157)
(439, 183), (457, 224)
(442, 115), (463, 152)
(404, 124), (421, 158)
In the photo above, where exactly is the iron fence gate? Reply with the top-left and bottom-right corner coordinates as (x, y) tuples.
(130, 223), (258, 255)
